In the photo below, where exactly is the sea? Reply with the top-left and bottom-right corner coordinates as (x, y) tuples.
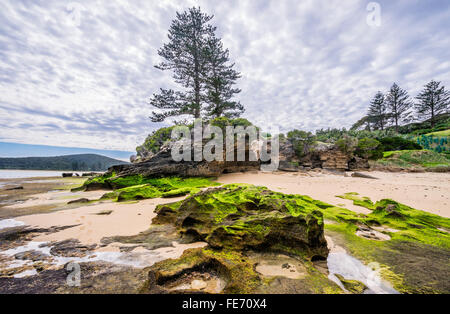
(0, 169), (84, 179)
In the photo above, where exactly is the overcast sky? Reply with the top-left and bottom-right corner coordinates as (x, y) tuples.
(1, 0), (449, 151)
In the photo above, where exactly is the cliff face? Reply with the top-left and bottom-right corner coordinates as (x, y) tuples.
(278, 141), (369, 171)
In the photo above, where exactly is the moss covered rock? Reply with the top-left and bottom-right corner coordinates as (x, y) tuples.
(153, 184), (329, 260)
(334, 274), (367, 294)
(78, 174), (219, 202)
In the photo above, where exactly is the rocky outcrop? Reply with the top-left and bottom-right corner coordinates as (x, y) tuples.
(140, 184), (333, 294)
(318, 149), (349, 170)
(348, 157), (370, 170)
(277, 140), (370, 171)
(108, 141), (260, 178)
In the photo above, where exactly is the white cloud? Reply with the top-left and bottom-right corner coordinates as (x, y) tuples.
(0, 0), (449, 151)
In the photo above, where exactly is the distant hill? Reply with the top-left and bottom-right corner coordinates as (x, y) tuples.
(0, 154), (129, 171)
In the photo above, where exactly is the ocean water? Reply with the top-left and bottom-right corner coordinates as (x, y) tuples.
(0, 170), (79, 179)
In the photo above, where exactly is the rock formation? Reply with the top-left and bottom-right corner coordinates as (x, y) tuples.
(109, 140), (260, 178)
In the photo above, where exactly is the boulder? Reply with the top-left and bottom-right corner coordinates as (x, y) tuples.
(351, 172), (378, 179)
(334, 274), (367, 294)
(67, 198), (90, 204)
(278, 160), (299, 172)
(153, 185), (329, 260)
(348, 156), (370, 170)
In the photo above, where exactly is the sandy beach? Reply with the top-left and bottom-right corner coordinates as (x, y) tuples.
(18, 196), (186, 245)
(1, 171), (449, 294)
(4, 170), (448, 248)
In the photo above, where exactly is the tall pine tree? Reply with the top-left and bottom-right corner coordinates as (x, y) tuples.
(150, 7), (216, 122)
(202, 36), (244, 118)
(368, 91), (388, 130)
(385, 83), (412, 132)
(415, 80), (450, 128)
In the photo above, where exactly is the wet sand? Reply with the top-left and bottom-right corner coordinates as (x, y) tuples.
(217, 171), (450, 217)
(18, 196), (187, 245)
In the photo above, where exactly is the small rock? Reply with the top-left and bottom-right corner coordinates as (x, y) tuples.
(351, 172), (378, 179)
(6, 186), (24, 190)
(282, 263), (291, 269)
(67, 198), (90, 204)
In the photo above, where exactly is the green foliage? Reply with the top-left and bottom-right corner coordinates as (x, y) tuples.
(379, 137), (422, 152)
(368, 91), (389, 130)
(375, 150), (450, 169)
(287, 130), (316, 157)
(415, 80), (450, 127)
(315, 127), (397, 143)
(136, 126), (176, 157)
(396, 114), (450, 135)
(335, 135), (358, 155)
(209, 116), (253, 130)
(355, 138), (382, 160)
(149, 7), (243, 122)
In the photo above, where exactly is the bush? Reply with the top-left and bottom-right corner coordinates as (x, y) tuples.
(136, 126), (176, 156)
(335, 135), (358, 155)
(379, 137), (422, 152)
(210, 117), (254, 130)
(287, 130), (316, 157)
(355, 138), (383, 160)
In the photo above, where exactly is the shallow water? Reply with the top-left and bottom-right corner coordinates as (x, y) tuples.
(0, 218), (26, 230)
(0, 170), (68, 179)
(0, 240), (207, 278)
(327, 252), (399, 294)
(0, 170), (93, 179)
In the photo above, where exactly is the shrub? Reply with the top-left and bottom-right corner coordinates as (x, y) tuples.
(335, 135), (358, 155)
(287, 130), (316, 157)
(355, 138), (383, 160)
(136, 126), (176, 156)
(379, 137), (422, 152)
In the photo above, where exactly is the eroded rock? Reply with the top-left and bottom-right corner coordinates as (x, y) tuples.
(153, 185), (329, 260)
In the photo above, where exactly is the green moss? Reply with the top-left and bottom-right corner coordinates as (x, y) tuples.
(322, 193), (450, 293)
(334, 274), (367, 294)
(334, 193), (450, 249)
(337, 192), (376, 210)
(161, 187), (201, 198)
(83, 174), (219, 201)
(141, 247), (261, 294)
(152, 184), (329, 260)
(106, 184), (163, 202)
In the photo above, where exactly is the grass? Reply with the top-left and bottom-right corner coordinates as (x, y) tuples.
(376, 149), (450, 169)
(426, 129), (450, 137)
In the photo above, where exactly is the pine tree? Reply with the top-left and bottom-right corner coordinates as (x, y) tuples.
(149, 7), (216, 122)
(415, 80), (450, 128)
(202, 36), (244, 118)
(368, 91), (388, 130)
(385, 83), (412, 132)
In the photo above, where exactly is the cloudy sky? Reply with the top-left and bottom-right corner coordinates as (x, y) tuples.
(1, 0), (449, 152)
